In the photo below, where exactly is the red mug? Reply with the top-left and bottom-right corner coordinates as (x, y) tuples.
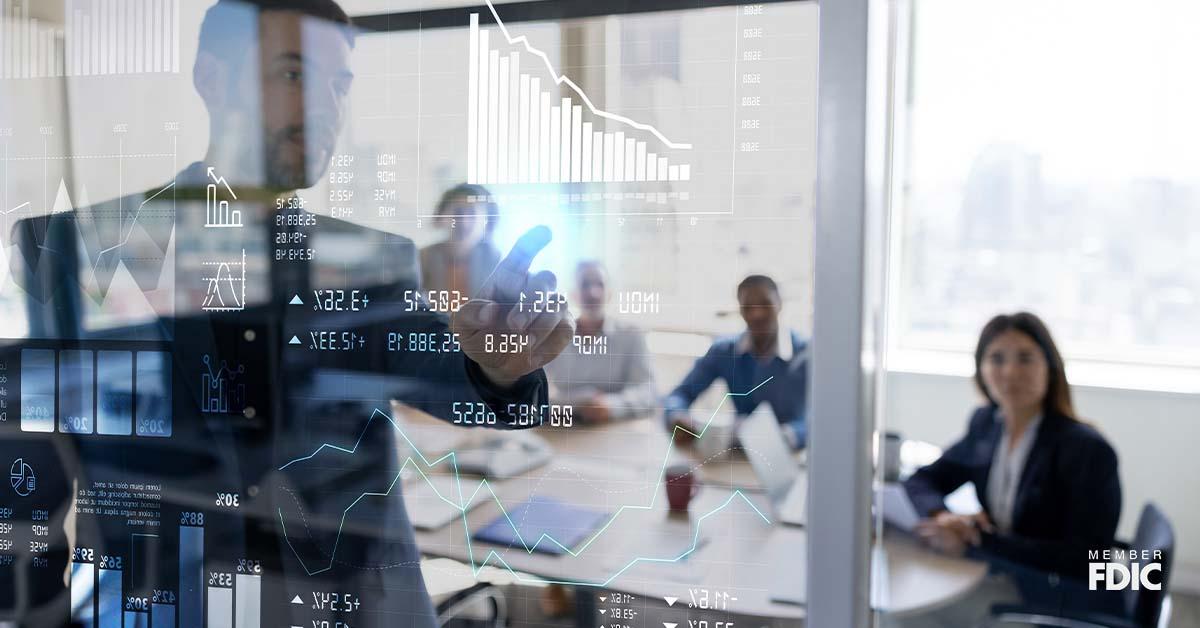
(665, 464), (701, 512)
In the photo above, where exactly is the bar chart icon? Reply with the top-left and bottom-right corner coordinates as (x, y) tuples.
(205, 168), (241, 228)
(466, 10), (692, 186)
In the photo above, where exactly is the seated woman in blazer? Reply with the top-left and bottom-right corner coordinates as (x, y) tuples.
(904, 312), (1121, 611)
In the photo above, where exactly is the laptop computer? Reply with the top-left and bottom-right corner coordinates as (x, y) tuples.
(738, 409), (806, 526)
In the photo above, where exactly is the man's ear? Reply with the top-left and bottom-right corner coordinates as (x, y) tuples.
(193, 50), (228, 109)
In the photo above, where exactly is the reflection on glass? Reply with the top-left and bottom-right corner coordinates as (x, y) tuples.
(0, 1), (816, 627)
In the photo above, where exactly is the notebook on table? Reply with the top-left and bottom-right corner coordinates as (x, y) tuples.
(472, 496), (608, 555)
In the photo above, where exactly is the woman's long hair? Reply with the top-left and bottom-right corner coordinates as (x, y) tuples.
(973, 312), (1076, 420)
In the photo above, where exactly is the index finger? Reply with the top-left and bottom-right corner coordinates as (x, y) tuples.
(484, 226), (552, 300)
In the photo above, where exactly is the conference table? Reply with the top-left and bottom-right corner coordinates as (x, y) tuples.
(393, 405), (988, 623)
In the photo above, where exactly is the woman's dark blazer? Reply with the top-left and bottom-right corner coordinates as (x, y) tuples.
(904, 405), (1122, 582)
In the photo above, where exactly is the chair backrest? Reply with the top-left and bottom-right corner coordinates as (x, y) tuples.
(1127, 503), (1174, 627)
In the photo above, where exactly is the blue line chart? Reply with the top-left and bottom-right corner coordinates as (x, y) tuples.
(276, 377), (776, 585)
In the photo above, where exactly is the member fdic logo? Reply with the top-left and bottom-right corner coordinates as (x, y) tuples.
(1088, 549), (1163, 591)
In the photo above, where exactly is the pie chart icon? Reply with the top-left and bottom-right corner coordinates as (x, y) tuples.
(9, 458), (35, 497)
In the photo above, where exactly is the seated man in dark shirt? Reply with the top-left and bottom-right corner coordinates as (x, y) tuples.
(664, 274), (810, 449)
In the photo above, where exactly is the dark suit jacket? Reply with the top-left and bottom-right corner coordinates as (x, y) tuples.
(4, 165), (547, 628)
(904, 406), (1122, 583)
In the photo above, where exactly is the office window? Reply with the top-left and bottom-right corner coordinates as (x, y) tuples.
(891, 0), (1200, 373)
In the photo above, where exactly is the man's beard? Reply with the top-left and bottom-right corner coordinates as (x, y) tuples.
(263, 126), (326, 191)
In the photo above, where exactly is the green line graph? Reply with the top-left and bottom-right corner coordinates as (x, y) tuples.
(277, 377), (776, 585)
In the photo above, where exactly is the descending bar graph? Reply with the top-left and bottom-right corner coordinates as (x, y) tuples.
(205, 169), (241, 228)
(0, 0), (181, 79)
(466, 12), (692, 185)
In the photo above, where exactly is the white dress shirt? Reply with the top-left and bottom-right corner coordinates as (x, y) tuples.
(986, 410), (1043, 535)
(544, 318), (657, 420)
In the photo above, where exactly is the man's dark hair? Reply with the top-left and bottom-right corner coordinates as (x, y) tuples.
(197, 0), (354, 68)
(737, 274), (780, 298)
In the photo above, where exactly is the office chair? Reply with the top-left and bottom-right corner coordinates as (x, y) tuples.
(983, 503), (1174, 628)
(435, 582), (509, 628)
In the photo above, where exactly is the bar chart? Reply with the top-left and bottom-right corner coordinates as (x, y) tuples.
(466, 12), (692, 186)
(0, 0), (181, 80)
(205, 184), (241, 228)
(205, 170), (242, 228)
(19, 348), (171, 437)
(69, 517), (262, 628)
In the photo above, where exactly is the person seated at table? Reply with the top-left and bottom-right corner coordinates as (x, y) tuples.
(900, 312), (1122, 625)
(545, 260), (657, 423)
(420, 183), (502, 298)
(663, 274), (809, 449)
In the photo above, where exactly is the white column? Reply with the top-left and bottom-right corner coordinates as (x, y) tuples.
(624, 138), (636, 181)
(467, 14), (479, 183)
(602, 133), (614, 182)
(612, 132), (625, 182)
(570, 106), (582, 183)
(476, 29), (490, 182)
(508, 52), (520, 182)
(558, 98), (571, 183)
(497, 55), (509, 184)
(581, 122), (593, 183)
(486, 49), (499, 184)
(592, 132), (604, 182)
(549, 105), (561, 183)
(529, 77), (542, 182)
(538, 91), (551, 183)
(635, 142), (647, 182)
(517, 73), (529, 184)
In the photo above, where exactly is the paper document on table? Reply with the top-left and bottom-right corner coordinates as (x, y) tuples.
(405, 475), (488, 530)
(879, 484), (920, 532)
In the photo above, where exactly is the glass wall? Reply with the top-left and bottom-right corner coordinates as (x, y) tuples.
(0, 1), (823, 627)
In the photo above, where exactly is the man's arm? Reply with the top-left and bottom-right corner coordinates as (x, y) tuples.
(663, 341), (726, 421)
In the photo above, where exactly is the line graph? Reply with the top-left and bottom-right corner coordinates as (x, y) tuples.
(87, 181), (175, 283)
(200, 248), (247, 312)
(276, 377), (776, 584)
(467, 0), (693, 185)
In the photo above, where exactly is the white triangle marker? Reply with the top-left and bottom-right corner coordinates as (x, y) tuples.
(599, 610), (606, 615)
(664, 596), (678, 607)
(288, 335), (302, 345)
(598, 596), (607, 602)
(663, 623), (677, 628)
(290, 595), (304, 605)
(289, 294), (304, 305)
(52, 179), (73, 213)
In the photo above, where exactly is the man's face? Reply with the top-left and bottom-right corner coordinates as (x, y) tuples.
(257, 11), (354, 189)
(738, 284), (781, 338)
(212, 10), (354, 190)
(575, 264), (608, 317)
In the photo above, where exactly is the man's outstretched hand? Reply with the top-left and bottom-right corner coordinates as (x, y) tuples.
(451, 226), (575, 388)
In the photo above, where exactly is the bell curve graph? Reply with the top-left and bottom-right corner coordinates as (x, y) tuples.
(465, 0), (693, 186)
(275, 377), (777, 585)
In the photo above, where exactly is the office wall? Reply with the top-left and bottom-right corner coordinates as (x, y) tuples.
(885, 369), (1200, 593)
